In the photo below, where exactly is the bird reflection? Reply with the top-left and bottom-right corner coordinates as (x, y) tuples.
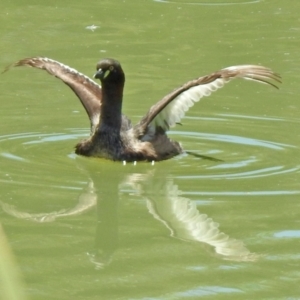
(0, 165), (258, 268)
(141, 177), (257, 261)
(0, 180), (97, 223)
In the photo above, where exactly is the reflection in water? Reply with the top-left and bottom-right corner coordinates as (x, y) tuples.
(139, 175), (258, 262)
(0, 167), (258, 268)
(175, 131), (294, 150)
(88, 179), (119, 270)
(174, 285), (243, 298)
(0, 181), (97, 222)
(274, 230), (300, 238)
(153, 0), (261, 5)
(1, 127), (298, 181)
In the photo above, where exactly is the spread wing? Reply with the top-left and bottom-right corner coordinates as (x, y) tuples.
(134, 65), (281, 140)
(4, 57), (102, 134)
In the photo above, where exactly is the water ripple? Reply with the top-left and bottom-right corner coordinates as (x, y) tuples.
(0, 130), (87, 189)
(173, 131), (294, 150)
(153, 0), (262, 6)
(0, 125), (299, 185)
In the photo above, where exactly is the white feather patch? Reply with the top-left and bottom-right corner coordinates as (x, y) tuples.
(152, 77), (227, 130)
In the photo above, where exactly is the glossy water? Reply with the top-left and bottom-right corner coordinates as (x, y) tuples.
(1, 0), (300, 299)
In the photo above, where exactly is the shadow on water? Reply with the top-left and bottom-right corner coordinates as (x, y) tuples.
(0, 158), (259, 270)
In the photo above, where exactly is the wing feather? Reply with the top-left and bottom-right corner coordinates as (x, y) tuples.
(135, 65), (281, 140)
(4, 57), (102, 134)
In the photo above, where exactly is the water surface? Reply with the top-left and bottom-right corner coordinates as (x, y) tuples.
(1, 0), (300, 299)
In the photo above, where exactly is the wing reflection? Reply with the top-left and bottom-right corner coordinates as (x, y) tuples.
(120, 172), (258, 262)
(0, 180), (96, 222)
(144, 180), (258, 261)
(0, 167), (258, 267)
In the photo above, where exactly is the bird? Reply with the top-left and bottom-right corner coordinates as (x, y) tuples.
(4, 57), (281, 162)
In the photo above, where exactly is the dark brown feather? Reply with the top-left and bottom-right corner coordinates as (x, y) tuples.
(3, 58), (281, 162)
(4, 57), (102, 133)
(135, 65), (281, 138)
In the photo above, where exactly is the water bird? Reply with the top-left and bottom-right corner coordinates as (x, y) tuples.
(4, 57), (281, 162)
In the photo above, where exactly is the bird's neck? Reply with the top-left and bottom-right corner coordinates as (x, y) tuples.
(98, 82), (124, 131)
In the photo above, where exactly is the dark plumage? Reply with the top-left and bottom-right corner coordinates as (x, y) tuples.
(4, 57), (281, 162)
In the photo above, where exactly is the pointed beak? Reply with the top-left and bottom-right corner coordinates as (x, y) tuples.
(93, 68), (103, 79)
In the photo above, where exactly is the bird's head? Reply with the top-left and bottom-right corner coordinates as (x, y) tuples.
(94, 58), (125, 85)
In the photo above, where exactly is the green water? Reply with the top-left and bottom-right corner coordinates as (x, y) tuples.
(1, 0), (300, 299)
